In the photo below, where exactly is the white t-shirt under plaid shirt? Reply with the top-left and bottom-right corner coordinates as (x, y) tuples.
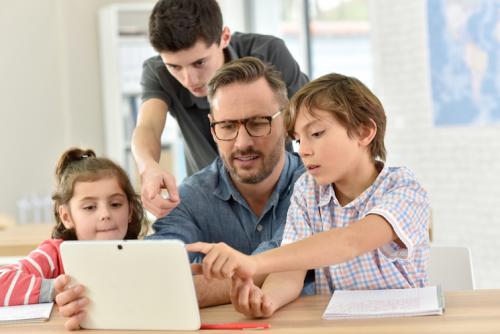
(282, 164), (431, 295)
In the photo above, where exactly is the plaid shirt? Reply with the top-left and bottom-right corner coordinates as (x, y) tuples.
(282, 164), (430, 295)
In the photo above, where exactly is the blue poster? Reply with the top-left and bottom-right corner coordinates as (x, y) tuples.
(427, 0), (500, 126)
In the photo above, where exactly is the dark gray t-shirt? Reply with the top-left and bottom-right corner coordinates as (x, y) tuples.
(141, 32), (309, 175)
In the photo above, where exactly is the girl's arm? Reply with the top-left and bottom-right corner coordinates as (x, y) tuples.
(0, 239), (64, 306)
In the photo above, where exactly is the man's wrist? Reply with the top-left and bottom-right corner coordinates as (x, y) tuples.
(193, 275), (208, 306)
(193, 275), (231, 308)
(253, 253), (266, 276)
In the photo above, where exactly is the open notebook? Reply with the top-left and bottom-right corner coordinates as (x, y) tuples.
(0, 302), (53, 324)
(323, 286), (444, 320)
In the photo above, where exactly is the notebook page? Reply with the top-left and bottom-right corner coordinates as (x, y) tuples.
(0, 302), (53, 324)
(323, 286), (443, 319)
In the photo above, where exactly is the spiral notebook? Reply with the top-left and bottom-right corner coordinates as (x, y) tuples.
(323, 286), (444, 320)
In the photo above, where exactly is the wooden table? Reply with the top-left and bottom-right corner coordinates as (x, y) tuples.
(0, 224), (53, 256)
(1, 290), (499, 333)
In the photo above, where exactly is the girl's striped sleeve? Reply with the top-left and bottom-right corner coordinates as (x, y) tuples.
(0, 239), (64, 306)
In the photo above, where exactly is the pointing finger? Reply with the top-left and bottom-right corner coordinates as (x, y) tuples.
(186, 242), (214, 254)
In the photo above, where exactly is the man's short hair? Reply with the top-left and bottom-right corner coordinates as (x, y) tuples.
(207, 57), (288, 109)
(149, 0), (223, 52)
(286, 73), (387, 161)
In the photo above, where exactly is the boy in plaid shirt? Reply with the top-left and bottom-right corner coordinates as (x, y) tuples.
(188, 73), (430, 318)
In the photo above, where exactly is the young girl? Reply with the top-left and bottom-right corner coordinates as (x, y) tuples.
(187, 73), (430, 318)
(0, 148), (146, 329)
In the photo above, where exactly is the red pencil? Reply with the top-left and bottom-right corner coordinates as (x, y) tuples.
(200, 322), (271, 330)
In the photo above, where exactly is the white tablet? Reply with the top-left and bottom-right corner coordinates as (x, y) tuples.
(60, 240), (200, 330)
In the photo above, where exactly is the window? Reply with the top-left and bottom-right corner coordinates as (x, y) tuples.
(249, 0), (372, 86)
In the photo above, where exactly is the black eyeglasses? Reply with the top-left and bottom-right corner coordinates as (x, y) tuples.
(210, 110), (282, 141)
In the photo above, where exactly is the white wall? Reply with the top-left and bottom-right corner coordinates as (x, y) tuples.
(0, 0), (66, 220)
(371, 0), (500, 288)
(218, 0), (248, 33)
(0, 0), (239, 222)
(0, 0), (154, 221)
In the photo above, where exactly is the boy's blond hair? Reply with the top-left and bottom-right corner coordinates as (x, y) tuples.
(286, 73), (387, 161)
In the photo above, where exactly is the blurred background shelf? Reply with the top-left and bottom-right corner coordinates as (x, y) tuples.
(99, 3), (186, 189)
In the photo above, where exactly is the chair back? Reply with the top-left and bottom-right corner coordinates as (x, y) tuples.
(428, 246), (474, 290)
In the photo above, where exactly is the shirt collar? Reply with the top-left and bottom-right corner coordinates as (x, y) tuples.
(179, 90), (210, 109)
(318, 161), (387, 209)
(213, 159), (235, 201)
(225, 43), (238, 62)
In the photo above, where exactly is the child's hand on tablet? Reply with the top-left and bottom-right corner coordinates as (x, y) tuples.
(54, 274), (88, 331)
(187, 242), (257, 280)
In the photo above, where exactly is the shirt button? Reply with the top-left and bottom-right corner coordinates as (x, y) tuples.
(256, 224), (263, 232)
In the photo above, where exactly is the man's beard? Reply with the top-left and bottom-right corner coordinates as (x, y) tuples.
(223, 137), (284, 184)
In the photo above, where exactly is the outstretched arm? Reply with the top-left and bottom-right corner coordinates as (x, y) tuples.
(254, 214), (395, 274)
(187, 214), (396, 279)
(132, 98), (180, 218)
(187, 242), (258, 280)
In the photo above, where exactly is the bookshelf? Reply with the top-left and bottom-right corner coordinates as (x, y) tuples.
(98, 3), (186, 188)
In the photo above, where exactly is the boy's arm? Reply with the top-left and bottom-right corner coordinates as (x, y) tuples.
(259, 270), (306, 311)
(264, 170), (431, 274)
(190, 170), (430, 280)
(188, 214), (395, 279)
(131, 98), (180, 218)
(255, 170), (430, 276)
(255, 214), (396, 274)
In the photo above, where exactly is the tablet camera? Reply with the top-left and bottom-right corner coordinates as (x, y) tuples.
(117, 244), (123, 250)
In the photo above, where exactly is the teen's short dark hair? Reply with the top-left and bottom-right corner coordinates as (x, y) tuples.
(149, 0), (223, 52)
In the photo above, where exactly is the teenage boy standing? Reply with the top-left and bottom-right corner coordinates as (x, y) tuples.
(132, 0), (308, 218)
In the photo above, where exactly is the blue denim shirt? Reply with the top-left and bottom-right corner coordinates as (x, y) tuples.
(147, 152), (315, 294)
(148, 152), (304, 258)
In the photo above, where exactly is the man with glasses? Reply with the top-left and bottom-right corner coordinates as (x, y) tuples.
(147, 57), (307, 307)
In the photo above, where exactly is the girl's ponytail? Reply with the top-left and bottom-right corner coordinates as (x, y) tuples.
(54, 148), (96, 183)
